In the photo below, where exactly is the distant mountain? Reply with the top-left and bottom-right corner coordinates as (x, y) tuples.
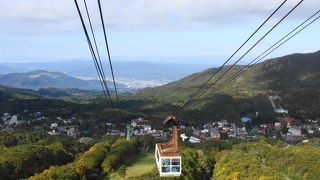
(0, 70), (126, 91)
(0, 61), (209, 82)
(0, 85), (105, 101)
(131, 50), (320, 124)
(0, 64), (24, 73)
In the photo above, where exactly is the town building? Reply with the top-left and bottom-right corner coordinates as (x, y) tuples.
(288, 127), (302, 136)
(210, 129), (220, 140)
(189, 136), (201, 143)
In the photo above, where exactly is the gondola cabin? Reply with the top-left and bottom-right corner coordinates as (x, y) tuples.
(155, 116), (181, 177)
(155, 144), (181, 176)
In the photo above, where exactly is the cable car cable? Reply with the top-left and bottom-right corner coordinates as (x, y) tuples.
(97, 0), (119, 103)
(83, 0), (110, 98)
(182, 0), (304, 109)
(74, 0), (115, 111)
(215, 10), (320, 91)
(82, 0), (117, 116)
(195, 7), (320, 101)
(216, 14), (320, 92)
(179, 0), (288, 110)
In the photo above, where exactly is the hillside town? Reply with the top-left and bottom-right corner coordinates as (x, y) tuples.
(1, 108), (319, 144)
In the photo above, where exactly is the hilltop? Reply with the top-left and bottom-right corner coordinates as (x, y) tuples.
(129, 51), (320, 124)
(0, 70), (126, 91)
(134, 51), (320, 102)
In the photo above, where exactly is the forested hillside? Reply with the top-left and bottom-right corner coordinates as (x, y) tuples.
(134, 51), (320, 103)
(2, 130), (319, 180)
(128, 51), (320, 124)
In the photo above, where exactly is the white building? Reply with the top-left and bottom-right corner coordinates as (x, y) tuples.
(131, 121), (137, 127)
(189, 136), (201, 143)
(201, 129), (209, 134)
(142, 124), (152, 132)
(8, 115), (19, 125)
(50, 123), (58, 129)
(2, 113), (11, 124)
(106, 122), (113, 126)
(288, 127), (301, 136)
(260, 124), (267, 128)
(48, 130), (59, 135)
(308, 129), (314, 134)
(275, 108), (288, 114)
(217, 120), (229, 128)
(275, 122), (282, 128)
(210, 129), (220, 140)
(58, 126), (78, 136)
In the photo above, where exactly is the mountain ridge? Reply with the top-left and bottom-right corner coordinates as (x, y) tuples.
(0, 70), (126, 91)
(128, 50), (320, 124)
(0, 60), (209, 82)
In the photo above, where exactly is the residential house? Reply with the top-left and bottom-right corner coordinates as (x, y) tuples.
(48, 130), (59, 135)
(217, 120), (229, 128)
(210, 129), (220, 140)
(189, 136), (201, 143)
(201, 129), (209, 134)
(288, 127), (302, 136)
(274, 122), (282, 129)
(58, 125), (79, 136)
(50, 123), (58, 129)
(130, 117), (150, 127)
(141, 124), (152, 132)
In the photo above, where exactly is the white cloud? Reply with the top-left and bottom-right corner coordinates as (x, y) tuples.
(0, 0), (318, 34)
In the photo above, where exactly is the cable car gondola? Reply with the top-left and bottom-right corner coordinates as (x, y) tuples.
(155, 115), (181, 177)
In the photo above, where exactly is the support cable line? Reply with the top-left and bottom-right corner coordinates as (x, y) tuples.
(182, 0), (304, 110)
(74, 0), (115, 111)
(215, 13), (320, 92)
(82, 0), (116, 115)
(196, 7), (319, 101)
(83, 0), (109, 98)
(97, 0), (119, 103)
(179, 0), (288, 109)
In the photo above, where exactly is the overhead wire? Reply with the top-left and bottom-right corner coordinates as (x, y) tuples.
(216, 12), (320, 91)
(74, 0), (115, 111)
(179, 0), (289, 110)
(83, 0), (110, 97)
(97, 0), (119, 103)
(82, 0), (117, 116)
(182, 0), (304, 109)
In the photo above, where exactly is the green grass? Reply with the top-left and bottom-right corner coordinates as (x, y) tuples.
(108, 152), (156, 180)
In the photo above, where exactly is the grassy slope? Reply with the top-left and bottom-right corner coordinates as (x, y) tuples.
(108, 152), (156, 180)
(125, 152), (155, 178)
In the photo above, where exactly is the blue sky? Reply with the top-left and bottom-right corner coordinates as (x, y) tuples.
(0, 0), (319, 64)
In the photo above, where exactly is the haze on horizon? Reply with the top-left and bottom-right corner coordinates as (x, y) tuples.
(0, 0), (319, 65)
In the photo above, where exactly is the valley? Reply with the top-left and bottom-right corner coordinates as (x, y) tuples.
(0, 51), (320, 179)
